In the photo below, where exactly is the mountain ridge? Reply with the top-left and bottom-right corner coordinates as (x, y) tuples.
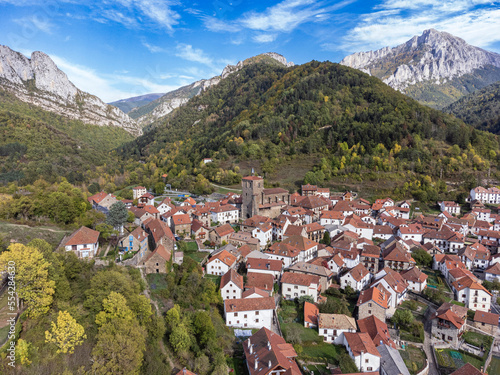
(0, 45), (142, 136)
(129, 52), (294, 126)
(340, 29), (500, 108)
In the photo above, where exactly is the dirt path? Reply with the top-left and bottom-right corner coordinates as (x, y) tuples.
(209, 183), (242, 192)
(1, 222), (67, 233)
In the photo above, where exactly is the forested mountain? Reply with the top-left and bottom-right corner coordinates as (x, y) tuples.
(341, 29), (500, 109)
(119, 60), (500, 199)
(0, 88), (131, 185)
(109, 93), (164, 113)
(444, 82), (500, 134)
(128, 52), (294, 127)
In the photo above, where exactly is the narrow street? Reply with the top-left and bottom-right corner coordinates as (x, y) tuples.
(423, 317), (439, 375)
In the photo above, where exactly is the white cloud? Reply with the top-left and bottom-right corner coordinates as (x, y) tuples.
(48, 54), (181, 102)
(253, 34), (277, 43)
(202, 16), (241, 33)
(13, 15), (55, 34)
(134, 0), (180, 31)
(342, 2), (500, 52)
(142, 41), (166, 53)
(175, 43), (214, 65)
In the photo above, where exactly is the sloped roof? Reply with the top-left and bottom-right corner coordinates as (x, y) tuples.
(449, 363), (485, 375)
(224, 297), (275, 312)
(246, 258), (283, 272)
(208, 250), (237, 267)
(220, 268), (244, 291)
(144, 244), (171, 263)
(343, 332), (381, 357)
(243, 287), (269, 299)
(485, 262), (500, 275)
(474, 310), (499, 325)
(357, 284), (389, 309)
(243, 328), (301, 375)
(345, 263), (370, 282)
(377, 344), (410, 375)
(246, 272), (274, 292)
(145, 219), (175, 243)
(304, 301), (319, 326)
(400, 267), (428, 284)
(65, 226), (99, 246)
(281, 272), (320, 287)
(213, 223), (235, 237)
(281, 235), (318, 251)
(318, 313), (356, 330)
(357, 315), (396, 349)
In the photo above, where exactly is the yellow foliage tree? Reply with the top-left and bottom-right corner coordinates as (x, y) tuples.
(45, 310), (86, 354)
(0, 243), (55, 318)
(16, 339), (31, 365)
(96, 292), (134, 326)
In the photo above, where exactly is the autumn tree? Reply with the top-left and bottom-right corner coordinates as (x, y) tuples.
(92, 291), (146, 375)
(45, 310), (86, 354)
(0, 243), (55, 317)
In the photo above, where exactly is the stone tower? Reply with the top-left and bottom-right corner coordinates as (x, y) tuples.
(241, 176), (264, 219)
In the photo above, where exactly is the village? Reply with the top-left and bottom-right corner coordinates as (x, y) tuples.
(60, 178), (500, 375)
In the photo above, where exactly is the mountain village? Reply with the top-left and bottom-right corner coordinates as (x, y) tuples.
(60, 176), (500, 375)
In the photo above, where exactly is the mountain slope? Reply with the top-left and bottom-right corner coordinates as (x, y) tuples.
(444, 81), (500, 134)
(0, 45), (141, 136)
(340, 29), (500, 109)
(109, 93), (164, 113)
(129, 52), (294, 127)
(0, 88), (131, 184)
(119, 60), (499, 194)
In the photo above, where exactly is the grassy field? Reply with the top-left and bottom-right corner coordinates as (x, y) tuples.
(487, 356), (500, 375)
(205, 274), (222, 288)
(0, 221), (69, 248)
(400, 345), (427, 375)
(462, 331), (493, 349)
(300, 342), (341, 362)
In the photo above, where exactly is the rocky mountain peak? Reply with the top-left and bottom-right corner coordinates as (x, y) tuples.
(0, 45), (141, 136)
(340, 29), (500, 108)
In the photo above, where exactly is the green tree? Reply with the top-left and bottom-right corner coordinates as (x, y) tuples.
(192, 311), (216, 346)
(169, 324), (191, 353)
(391, 309), (414, 329)
(0, 243), (55, 318)
(96, 292), (135, 326)
(106, 201), (128, 231)
(92, 316), (146, 375)
(321, 231), (331, 245)
(45, 310), (86, 354)
(412, 248), (433, 268)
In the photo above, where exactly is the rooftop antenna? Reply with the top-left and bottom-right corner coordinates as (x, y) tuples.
(251, 168), (255, 175)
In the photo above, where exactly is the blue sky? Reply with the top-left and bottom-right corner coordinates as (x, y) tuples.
(1, 0), (500, 102)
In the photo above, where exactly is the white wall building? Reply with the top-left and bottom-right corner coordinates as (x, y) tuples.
(224, 297), (275, 330)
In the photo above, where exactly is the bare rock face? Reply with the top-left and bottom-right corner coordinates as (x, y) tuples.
(133, 52), (294, 126)
(340, 29), (500, 91)
(0, 45), (141, 136)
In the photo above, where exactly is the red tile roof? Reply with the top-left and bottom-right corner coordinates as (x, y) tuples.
(304, 301), (319, 326)
(343, 332), (381, 357)
(473, 310), (499, 326)
(246, 258), (283, 272)
(400, 267), (428, 284)
(357, 315), (396, 348)
(209, 250), (237, 267)
(65, 226), (99, 246)
(224, 297), (275, 312)
(243, 328), (300, 375)
(144, 244), (171, 263)
(220, 268), (243, 290)
(449, 363), (485, 375)
(246, 272), (274, 292)
(172, 214), (191, 225)
(281, 272), (320, 287)
(357, 285), (389, 309)
(346, 263), (370, 282)
(213, 223), (235, 237)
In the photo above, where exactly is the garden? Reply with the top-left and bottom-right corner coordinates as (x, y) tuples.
(391, 301), (425, 343)
(178, 240), (208, 263)
(399, 345), (427, 375)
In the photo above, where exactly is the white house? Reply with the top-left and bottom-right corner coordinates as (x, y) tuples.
(470, 186), (500, 204)
(485, 263), (500, 282)
(439, 201), (461, 215)
(206, 250), (237, 276)
(318, 313), (356, 344)
(224, 297), (275, 330)
(246, 258), (283, 280)
(210, 204), (239, 224)
(281, 272), (320, 302)
(281, 235), (318, 263)
(251, 222), (273, 247)
(220, 269), (244, 300)
(340, 263), (371, 291)
(372, 268), (409, 308)
(343, 332), (381, 373)
(64, 226), (100, 259)
(397, 224), (425, 242)
(132, 186), (147, 200)
(400, 267), (428, 293)
(452, 275), (492, 312)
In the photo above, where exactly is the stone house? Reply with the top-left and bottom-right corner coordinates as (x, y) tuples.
(143, 244), (171, 274)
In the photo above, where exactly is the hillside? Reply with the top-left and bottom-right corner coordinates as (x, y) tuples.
(109, 93), (164, 113)
(0, 45), (141, 136)
(129, 52), (294, 127)
(0, 88), (131, 185)
(444, 81), (500, 134)
(340, 29), (500, 109)
(119, 60), (500, 197)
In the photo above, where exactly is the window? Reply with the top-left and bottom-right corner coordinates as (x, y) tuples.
(368, 310), (372, 314)
(235, 313), (238, 317)
(448, 336), (452, 340)
(256, 319), (259, 323)
(256, 311), (259, 315)
(244, 314), (247, 318)
(294, 286), (298, 289)
(365, 359), (369, 363)
(324, 329), (327, 334)
(71, 245), (77, 250)
(368, 303), (372, 307)
(367, 367), (372, 371)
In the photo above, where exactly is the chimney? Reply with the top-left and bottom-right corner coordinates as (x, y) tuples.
(268, 360), (272, 368)
(183, 368), (186, 375)
(267, 341), (271, 350)
(249, 345), (253, 354)
(248, 338), (251, 348)
(255, 360), (259, 370)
